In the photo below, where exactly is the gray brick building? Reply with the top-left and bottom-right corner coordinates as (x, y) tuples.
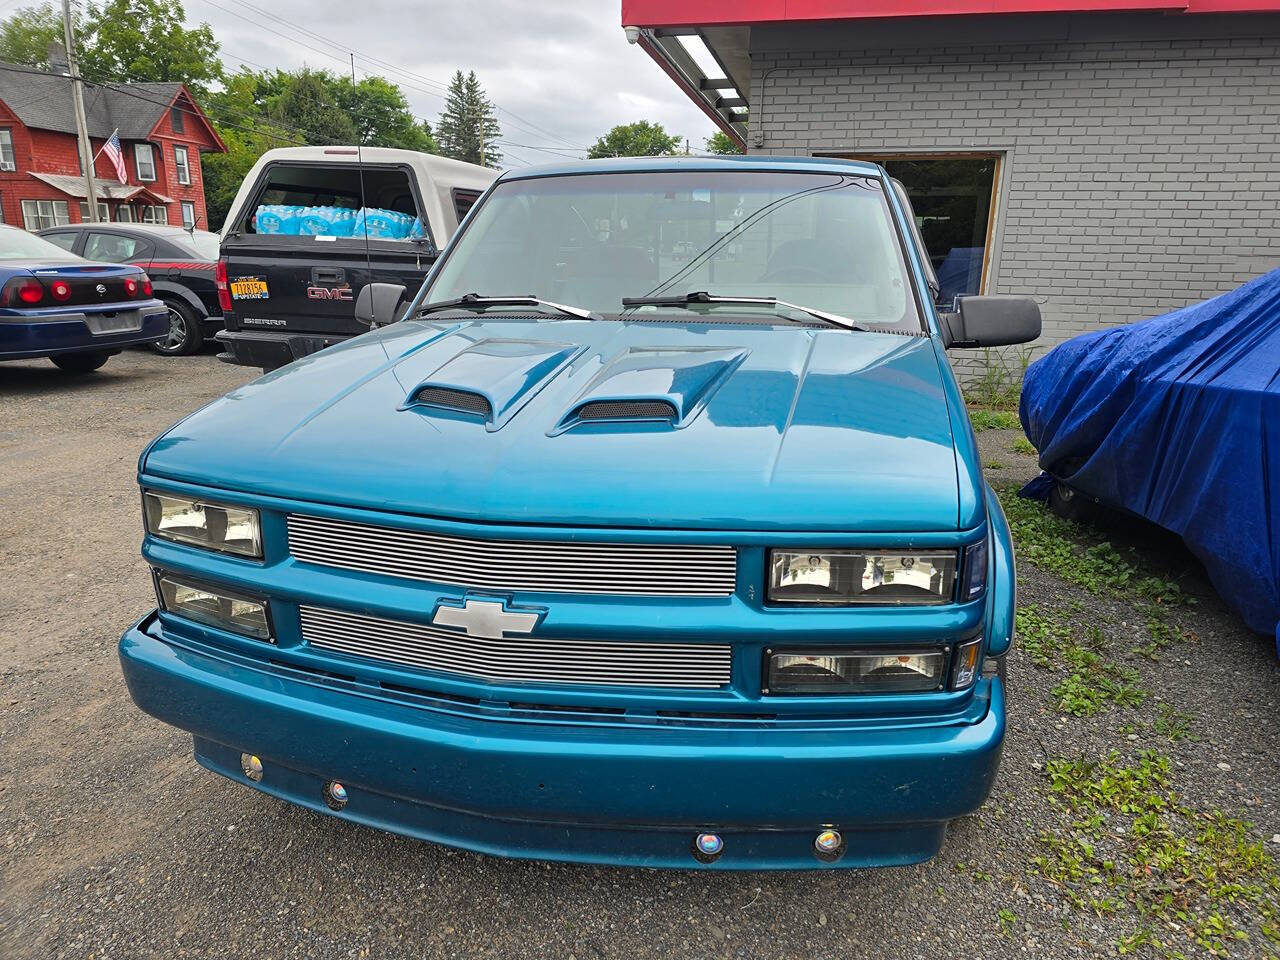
(624, 3), (1280, 379)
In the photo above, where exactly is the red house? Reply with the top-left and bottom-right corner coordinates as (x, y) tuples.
(0, 62), (226, 232)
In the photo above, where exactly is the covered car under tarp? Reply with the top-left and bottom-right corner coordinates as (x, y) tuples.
(1019, 269), (1280, 651)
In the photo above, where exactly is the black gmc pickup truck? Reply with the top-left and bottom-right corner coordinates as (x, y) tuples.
(215, 146), (496, 370)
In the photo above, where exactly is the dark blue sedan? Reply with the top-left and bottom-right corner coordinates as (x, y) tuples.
(0, 224), (167, 373)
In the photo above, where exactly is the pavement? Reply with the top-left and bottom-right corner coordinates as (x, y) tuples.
(1, 349), (1277, 960)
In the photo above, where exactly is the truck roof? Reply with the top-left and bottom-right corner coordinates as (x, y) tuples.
(219, 146), (497, 240)
(498, 154), (886, 181)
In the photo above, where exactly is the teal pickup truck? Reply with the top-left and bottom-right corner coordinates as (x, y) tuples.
(120, 156), (1038, 869)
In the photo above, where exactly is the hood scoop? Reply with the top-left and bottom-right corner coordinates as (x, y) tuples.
(401, 337), (584, 430)
(575, 399), (678, 422)
(409, 386), (493, 420)
(553, 346), (747, 434)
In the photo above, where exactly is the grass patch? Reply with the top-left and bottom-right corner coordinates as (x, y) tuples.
(1153, 704), (1197, 742)
(1035, 751), (1279, 958)
(996, 486), (1189, 608)
(1013, 436), (1037, 456)
(970, 408), (1022, 431)
(986, 459), (1006, 470)
(1016, 606), (1147, 716)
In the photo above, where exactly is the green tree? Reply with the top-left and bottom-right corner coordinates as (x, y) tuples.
(588, 120), (681, 159)
(335, 74), (437, 152)
(0, 3), (67, 70)
(435, 70), (501, 167)
(79, 0), (222, 96)
(705, 130), (743, 155)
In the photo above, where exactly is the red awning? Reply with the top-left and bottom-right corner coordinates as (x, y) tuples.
(622, 0), (1280, 28)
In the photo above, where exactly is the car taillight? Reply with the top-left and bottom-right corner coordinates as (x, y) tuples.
(50, 280), (72, 302)
(139, 273), (153, 297)
(4, 278), (44, 305)
(123, 277), (139, 297)
(215, 258), (231, 312)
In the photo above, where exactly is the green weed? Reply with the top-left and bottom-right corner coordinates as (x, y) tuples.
(969, 409), (1021, 431)
(1012, 436), (1037, 456)
(996, 487), (1189, 607)
(1036, 751), (1279, 959)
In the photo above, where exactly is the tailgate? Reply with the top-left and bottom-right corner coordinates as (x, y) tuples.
(221, 236), (431, 337)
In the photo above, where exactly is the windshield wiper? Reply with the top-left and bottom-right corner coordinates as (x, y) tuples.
(620, 291), (868, 331)
(414, 293), (602, 321)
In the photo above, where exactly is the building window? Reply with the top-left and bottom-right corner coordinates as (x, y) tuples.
(77, 201), (110, 222)
(180, 200), (195, 229)
(20, 199), (70, 229)
(134, 143), (155, 181)
(0, 129), (15, 171)
(115, 204), (134, 223)
(850, 153), (1001, 302)
(141, 204), (169, 224)
(173, 145), (190, 185)
(170, 104), (185, 133)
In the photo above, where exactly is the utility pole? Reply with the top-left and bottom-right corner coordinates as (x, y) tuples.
(61, 0), (100, 221)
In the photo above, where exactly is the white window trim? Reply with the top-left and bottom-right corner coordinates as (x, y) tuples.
(78, 201), (110, 222)
(0, 129), (15, 172)
(180, 200), (196, 229)
(134, 142), (155, 182)
(173, 145), (190, 185)
(142, 204), (169, 225)
(20, 199), (70, 230)
(115, 205), (134, 223)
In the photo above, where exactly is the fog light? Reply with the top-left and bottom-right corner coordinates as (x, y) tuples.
(324, 780), (348, 811)
(693, 832), (724, 862)
(814, 829), (845, 861)
(240, 753), (263, 782)
(766, 648), (947, 695)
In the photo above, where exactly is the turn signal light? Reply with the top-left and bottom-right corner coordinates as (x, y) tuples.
(123, 276), (139, 297)
(139, 273), (153, 297)
(50, 280), (72, 302)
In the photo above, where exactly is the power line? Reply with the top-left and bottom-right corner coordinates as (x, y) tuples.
(207, 0), (589, 152)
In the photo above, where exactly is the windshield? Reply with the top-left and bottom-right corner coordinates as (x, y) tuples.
(425, 171), (920, 329)
(0, 226), (82, 262)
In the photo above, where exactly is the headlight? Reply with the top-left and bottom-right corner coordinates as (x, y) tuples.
(767, 549), (958, 605)
(143, 491), (261, 558)
(765, 648), (948, 694)
(154, 570), (272, 641)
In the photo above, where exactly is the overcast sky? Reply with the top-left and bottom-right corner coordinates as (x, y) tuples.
(180, 0), (718, 167)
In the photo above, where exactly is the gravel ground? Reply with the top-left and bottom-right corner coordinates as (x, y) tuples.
(1, 349), (1277, 960)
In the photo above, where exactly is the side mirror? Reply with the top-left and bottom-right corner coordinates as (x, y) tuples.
(943, 295), (1041, 349)
(354, 282), (409, 329)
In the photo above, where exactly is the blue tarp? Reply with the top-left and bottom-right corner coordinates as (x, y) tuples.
(1019, 269), (1280, 651)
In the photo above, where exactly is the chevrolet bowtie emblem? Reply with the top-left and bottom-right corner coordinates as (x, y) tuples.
(431, 598), (543, 638)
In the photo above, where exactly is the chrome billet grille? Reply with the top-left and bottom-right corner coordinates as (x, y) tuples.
(286, 514), (737, 597)
(299, 605), (732, 688)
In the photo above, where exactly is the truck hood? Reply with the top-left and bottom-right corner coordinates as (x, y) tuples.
(145, 318), (966, 531)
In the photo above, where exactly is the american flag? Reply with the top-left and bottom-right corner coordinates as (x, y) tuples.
(102, 130), (127, 183)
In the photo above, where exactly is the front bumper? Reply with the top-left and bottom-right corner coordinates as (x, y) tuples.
(120, 611), (1005, 870)
(0, 302), (168, 359)
(215, 329), (349, 370)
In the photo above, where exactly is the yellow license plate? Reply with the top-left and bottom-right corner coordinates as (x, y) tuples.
(229, 277), (269, 300)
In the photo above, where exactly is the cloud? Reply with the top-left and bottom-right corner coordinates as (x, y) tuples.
(184, 0), (719, 165)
